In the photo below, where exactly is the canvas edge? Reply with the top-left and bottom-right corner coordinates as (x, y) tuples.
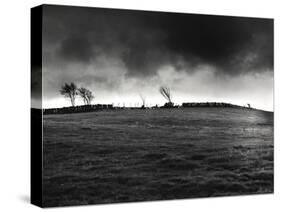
(31, 5), (43, 208)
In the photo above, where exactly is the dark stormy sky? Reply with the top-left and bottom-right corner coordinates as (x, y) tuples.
(36, 5), (273, 110)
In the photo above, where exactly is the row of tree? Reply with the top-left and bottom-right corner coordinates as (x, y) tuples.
(60, 82), (94, 106)
(139, 87), (173, 108)
(60, 82), (174, 107)
(60, 82), (252, 109)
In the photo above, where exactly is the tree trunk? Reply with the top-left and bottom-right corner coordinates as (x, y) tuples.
(71, 97), (75, 106)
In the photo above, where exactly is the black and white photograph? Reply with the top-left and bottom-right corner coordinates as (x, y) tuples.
(31, 4), (273, 208)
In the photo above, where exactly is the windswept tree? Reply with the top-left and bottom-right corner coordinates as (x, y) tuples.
(139, 94), (146, 108)
(160, 86), (172, 103)
(159, 86), (174, 107)
(60, 82), (78, 106)
(78, 87), (94, 105)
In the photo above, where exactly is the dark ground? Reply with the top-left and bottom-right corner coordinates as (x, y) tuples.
(42, 108), (273, 207)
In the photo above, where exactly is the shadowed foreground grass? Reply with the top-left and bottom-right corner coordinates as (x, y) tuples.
(43, 108), (273, 207)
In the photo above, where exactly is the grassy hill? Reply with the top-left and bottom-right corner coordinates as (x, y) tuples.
(42, 107), (273, 207)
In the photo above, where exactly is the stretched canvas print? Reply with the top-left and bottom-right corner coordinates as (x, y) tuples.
(31, 4), (274, 208)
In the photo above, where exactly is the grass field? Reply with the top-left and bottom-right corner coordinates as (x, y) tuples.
(42, 108), (273, 207)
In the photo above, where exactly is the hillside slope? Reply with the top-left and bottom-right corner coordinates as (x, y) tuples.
(42, 108), (273, 207)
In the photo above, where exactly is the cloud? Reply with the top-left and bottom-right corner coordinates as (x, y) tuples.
(35, 5), (273, 110)
(59, 36), (94, 63)
(42, 5), (273, 77)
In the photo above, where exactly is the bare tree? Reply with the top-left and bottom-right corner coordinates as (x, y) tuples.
(60, 82), (78, 106)
(160, 86), (174, 107)
(160, 86), (172, 103)
(86, 90), (94, 105)
(139, 94), (146, 108)
(78, 87), (94, 105)
(78, 87), (88, 105)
